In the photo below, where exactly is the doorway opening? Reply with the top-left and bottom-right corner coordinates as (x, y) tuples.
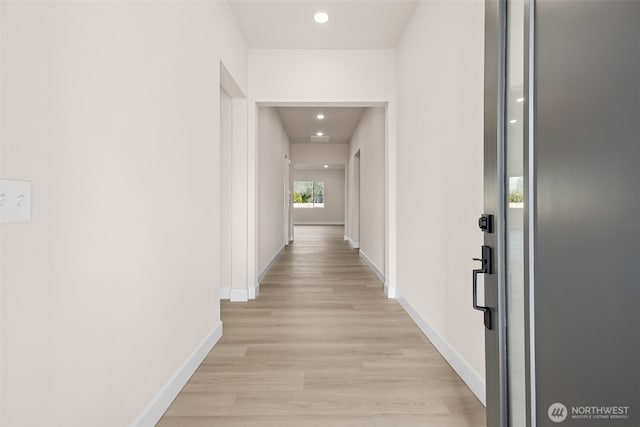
(284, 154), (293, 244)
(254, 103), (390, 295)
(219, 62), (249, 301)
(220, 86), (232, 297)
(349, 150), (361, 249)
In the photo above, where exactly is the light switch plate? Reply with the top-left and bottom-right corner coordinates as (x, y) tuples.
(0, 179), (32, 223)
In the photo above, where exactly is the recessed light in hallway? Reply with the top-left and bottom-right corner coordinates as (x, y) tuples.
(158, 226), (485, 427)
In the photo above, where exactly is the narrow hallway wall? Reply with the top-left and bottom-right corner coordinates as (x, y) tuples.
(257, 107), (291, 276)
(395, 0), (486, 403)
(290, 143), (348, 166)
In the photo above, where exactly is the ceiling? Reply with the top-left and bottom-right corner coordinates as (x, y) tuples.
(229, 1), (419, 49)
(276, 106), (365, 144)
(294, 163), (345, 170)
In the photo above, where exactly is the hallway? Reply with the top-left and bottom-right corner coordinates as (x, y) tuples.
(158, 226), (485, 427)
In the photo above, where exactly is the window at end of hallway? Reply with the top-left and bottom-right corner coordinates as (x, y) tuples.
(509, 176), (524, 209)
(293, 180), (324, 208)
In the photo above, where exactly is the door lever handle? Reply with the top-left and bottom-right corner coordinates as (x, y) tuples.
(472, 246), (492, 329)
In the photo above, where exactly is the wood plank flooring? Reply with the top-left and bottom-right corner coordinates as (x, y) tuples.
(157, 226), (486, 427)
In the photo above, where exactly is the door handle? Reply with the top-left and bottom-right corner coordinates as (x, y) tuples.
(473, 245), (492, 329)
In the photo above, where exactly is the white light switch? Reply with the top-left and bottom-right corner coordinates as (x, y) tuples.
(0, 179), (32, 223)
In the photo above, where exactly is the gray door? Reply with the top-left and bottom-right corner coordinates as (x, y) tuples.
(533, 1), (640, 425)
(483, 0), (640, 426)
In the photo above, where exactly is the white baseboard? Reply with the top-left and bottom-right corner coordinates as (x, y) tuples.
(131, 322), (223, 426)
(258, 244), (285, 283)
(294, 221), (345, 225)
(230, 289), (248, 302)
(359, 249), (385, 284)
(221, 287), (248, 301)
(248, 283), (258, 300)
(345, 235), (360, 249)
(384, 282), (397, 298)
(396, 295), (486, 406)
(220, 288), (249, 302)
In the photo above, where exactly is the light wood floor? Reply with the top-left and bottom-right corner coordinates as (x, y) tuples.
(157, 226), (485, 427)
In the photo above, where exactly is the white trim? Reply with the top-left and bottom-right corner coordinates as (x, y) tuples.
(345, 236), (360, 249)
(293, 221), (345, 225)
(344, 235), (348, 241)
(396, 295), (486, 406)
(221, 60), (251, 309)
(384, 101), (397, 305)
(230, 289), (248, 302)
(248, 102), (258, 322)
(221, 287), (249, 302)
(384, 282), (396, 298)
(230, 97), (249, 299)
(249, 282), (260, 299)
(131, 322), (223, 427)
(258, 244), (285, 283)
(359, 249), (385, 284)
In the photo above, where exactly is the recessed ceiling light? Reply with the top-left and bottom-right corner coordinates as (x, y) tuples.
(324, 164), (329, 168)
(313, 11), (329, 24)
(509, 119), (517, 124)
(317, 113), (325, 120)
(516, 97), (525, 103)
(317, 132), (323, 136)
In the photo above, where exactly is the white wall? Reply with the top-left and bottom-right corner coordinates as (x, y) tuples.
(0, 2), (247, 425)
(249, 50), (395, 102)
(248, 48), (397, 295)
(257, 107), (290, 275)
(395, 0), (486, 402)
(348, 108), (386, 277)
(293, 169), (345, 225)
(290, 143), (348, 166)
